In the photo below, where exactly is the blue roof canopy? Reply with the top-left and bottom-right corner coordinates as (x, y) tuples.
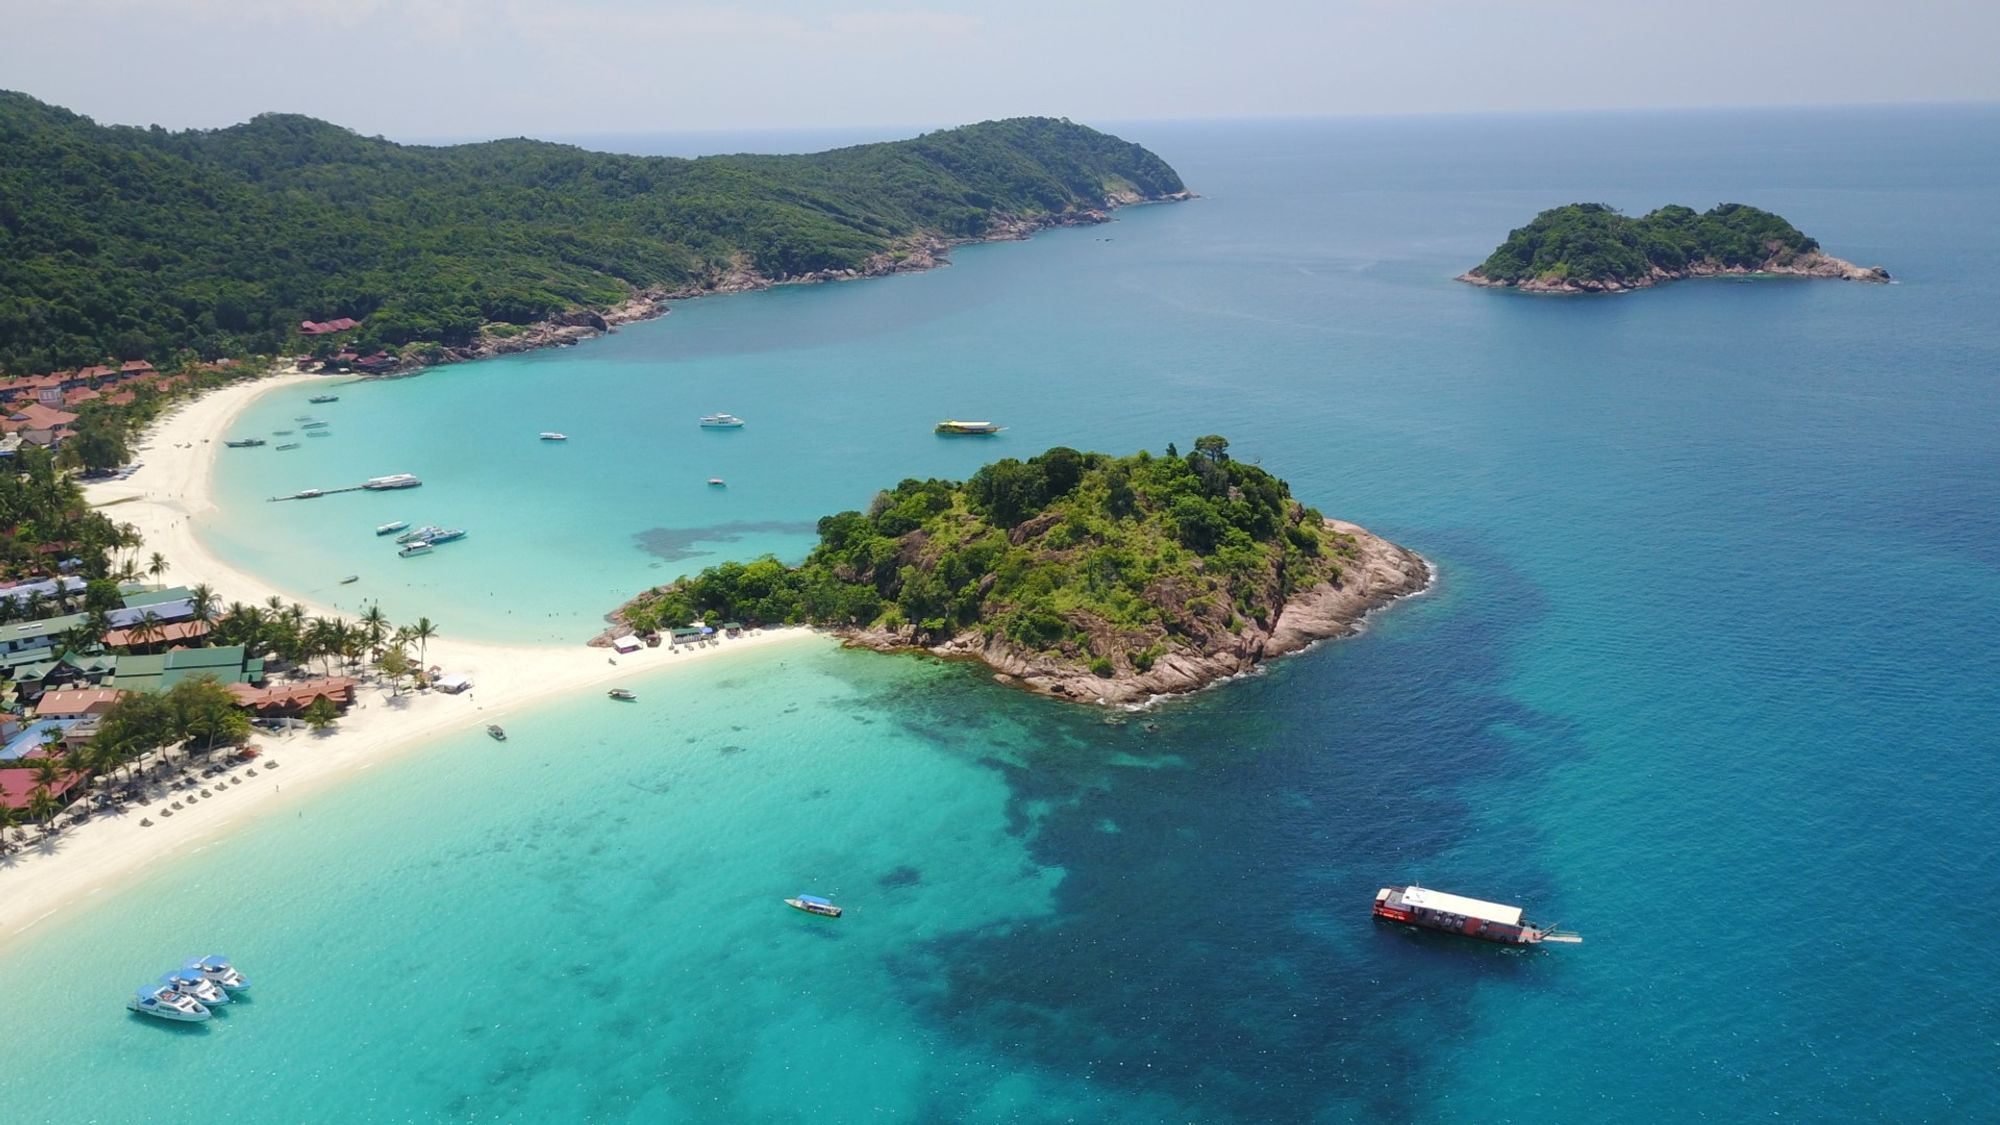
(797, 894), (833, 906)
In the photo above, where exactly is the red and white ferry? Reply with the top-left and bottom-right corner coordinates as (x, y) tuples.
(1373, 884), (1581, 946)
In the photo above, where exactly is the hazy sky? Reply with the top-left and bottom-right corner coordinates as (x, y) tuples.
(4, 0), (1993, 139)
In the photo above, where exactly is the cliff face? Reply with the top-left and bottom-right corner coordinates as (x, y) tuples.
(1460, 249), (1890, 293)
(835, 519), (1430, 706)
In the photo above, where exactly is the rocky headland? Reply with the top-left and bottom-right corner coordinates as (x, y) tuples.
(598, 441), (1426, 708)
(834, 519), (1429, 705)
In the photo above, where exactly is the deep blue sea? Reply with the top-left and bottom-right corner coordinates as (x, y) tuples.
(5, 105), (1999, 1122)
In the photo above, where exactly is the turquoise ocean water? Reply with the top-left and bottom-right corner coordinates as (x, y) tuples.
(4, 106), (1998, 1121)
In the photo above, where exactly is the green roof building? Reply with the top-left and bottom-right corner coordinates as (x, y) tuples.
(112, 645), (265, 694)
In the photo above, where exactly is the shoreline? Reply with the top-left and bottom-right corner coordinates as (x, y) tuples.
(379, 192), (1193, 374)
(1456, 250), (1890, 293)
(1, 374), (824, 948)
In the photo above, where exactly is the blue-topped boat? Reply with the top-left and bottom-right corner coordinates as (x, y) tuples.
(128, 983), (210, 1022)
(159, 969), (228, 1006)
(184, 955), (249, 992)
(785, 894), (842, 918)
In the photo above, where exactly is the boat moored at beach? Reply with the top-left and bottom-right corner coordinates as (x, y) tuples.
(159, 969), (229, 1005)
(487, 725), (507, 741)
(275, 443), (301, 450)
(395, 525), (441, 544)
(426, 528), (467, 544)
(1371, 885), (1581, 946)
(309, 394), (339, 403)
(376, 521), (409, 536)
(785, 894), (842, 918)
(300, 421), (330, 429)
(182, 956), (249, 992)
(608, 688), (635, 701)
(699, 413), (745, 428)
(363, 473), (421, 490)
(128, 984), (210, 1022)
(340, 574), (359, 584)
(224, 438), (266, 448)
(398, 541), (432, 557)
(935, 420), (1004, 435)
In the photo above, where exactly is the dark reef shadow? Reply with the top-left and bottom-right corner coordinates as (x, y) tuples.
(857, 531), (1581, 1122)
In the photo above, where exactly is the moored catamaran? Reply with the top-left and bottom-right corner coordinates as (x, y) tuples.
(1372, 884), (1580, 946)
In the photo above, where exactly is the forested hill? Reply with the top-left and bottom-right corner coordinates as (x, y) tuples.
(1460, 202), (1888, 292)
(608, 438), (1431, 704)
(0, 92), (1185, 373)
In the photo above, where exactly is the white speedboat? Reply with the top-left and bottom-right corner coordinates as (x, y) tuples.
(396, 525), (442, 544)
(399, 541), (433, 558)
(129, 983), (211, 1022)
(699, 413), (745, 428)
(539, 432), (568, 441)
(376, 521), (409, 536)
(159, 969), (229, 1005)
(183, 955), (249, 992)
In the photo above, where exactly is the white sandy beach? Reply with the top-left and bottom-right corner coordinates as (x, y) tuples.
(1, 371), (821, 945)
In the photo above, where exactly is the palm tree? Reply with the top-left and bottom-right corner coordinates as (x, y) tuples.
(30, 749), (67, 790)
(132, 608), (165, 653)
(305, 618), (341, 677)
(359, 603), (389, 656)
(0, 803), (22, 854)
(26, 787), (60, 833)
(218, 602), (256, 649)
(408, 617), (439, 672)
(188, 584), (217, 631)
(58, 622), (100, 659)
(147, 551), (168, 584)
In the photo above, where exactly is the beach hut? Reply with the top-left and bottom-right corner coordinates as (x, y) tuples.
(610, 635), (643, 654)
(721, 621), (744, 638)
(669, 627), (703, 648)
(435, 673), (473, 694)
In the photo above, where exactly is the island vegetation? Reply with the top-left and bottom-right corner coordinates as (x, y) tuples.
(1460, 202), (1888, 292)
(609, 438), (1428, 703)
(0, 91), (1186, 374)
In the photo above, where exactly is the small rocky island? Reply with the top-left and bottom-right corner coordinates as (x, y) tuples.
(1460, 202), (1889, 292)
(603, 439), (1429, 704)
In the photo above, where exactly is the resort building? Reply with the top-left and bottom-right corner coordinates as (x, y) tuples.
(228, 676), (357, 718)
(33, 687), (124, 721)
(0, 575), (87, 612)
(111, 646), (265, 694)
(102, 619), (212, 651)
(0, 758), (87, 813)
